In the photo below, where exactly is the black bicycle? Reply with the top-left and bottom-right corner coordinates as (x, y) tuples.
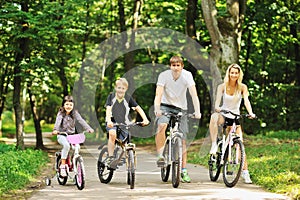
(97, 122), (142, 189)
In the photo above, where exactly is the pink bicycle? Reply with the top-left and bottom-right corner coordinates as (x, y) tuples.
(45, 132), (86, 190)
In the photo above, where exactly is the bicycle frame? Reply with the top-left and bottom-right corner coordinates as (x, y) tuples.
(208, 110), (247, 187)
(109, 123), (138, 169)
(164, 117), (183, 165)
(97, 122), (142, 189)
(220, 121), (238, 165)
(160, 111), (194, 188)
(46, 132), (86, 190)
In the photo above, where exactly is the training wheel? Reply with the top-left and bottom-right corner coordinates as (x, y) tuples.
(45, 177), (51, 186)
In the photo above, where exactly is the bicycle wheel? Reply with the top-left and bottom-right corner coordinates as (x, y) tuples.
(97, 146), (114, 184)
(208, 140), (222, 181)
(171, 136), (182, 188)
(161, 139), (170, 182)
(75, 156), (85, 190)
(223, 138), (245, 187)
(126, 149), (135, 189)
(56, 155), (68, 185)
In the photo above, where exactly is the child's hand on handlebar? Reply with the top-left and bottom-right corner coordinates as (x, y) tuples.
(88, 129), (94, 133)
(107, 121), (114, 128)
(141, 119), (150, 126)
(52, 130), (58, 135)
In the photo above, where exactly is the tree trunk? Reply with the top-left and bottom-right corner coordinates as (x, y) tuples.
(124, 0), (142, 94)
(0, 63), (11, 137)
(56, 0), (69, 96)
(75, 0), (91, 113)
(186, 0), (197, 39)
(201, 0), (246, 109)
(28, 88), (44, 150)
(13, 2), (31, 150)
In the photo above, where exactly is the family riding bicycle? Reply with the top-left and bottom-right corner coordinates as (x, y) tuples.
(47, 59), (256, 190)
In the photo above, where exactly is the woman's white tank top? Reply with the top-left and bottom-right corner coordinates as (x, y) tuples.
(221, 87), (242, 119)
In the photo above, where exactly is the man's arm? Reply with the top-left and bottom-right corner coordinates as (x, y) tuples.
(154, 85), (164, 116)
(188, 85), (201, 119)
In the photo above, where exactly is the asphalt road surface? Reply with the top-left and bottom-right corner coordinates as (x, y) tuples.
(29, 145), (289, 200)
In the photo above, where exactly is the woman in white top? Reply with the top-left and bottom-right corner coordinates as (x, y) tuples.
(209, 63), (256, 184)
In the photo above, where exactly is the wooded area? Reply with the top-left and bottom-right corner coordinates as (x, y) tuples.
(0, 0), (299, 149)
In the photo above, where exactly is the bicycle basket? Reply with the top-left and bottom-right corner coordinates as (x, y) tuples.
(67, 133), (86, 144)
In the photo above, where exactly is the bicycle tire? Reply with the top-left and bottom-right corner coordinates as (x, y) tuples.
(75, 156), (85, 190)
(97, 146), (114, 184)
(127, 149), (135, 189)
(208, 140), (222, 181)
(171, 136), (182, 188)
(161, 139), (170, 182)
(56, 155), (68, 185)
(223, 138), (245, 187)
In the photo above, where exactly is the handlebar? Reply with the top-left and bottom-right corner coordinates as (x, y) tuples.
(113, 122), (143, 128)
(220, 110), (257, 119)
(57, 131), (88, 136)
(57, 132), (87, 145)
(162, 111), (195, 118)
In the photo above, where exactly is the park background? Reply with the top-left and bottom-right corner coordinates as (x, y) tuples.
(0, 0), (299, 199)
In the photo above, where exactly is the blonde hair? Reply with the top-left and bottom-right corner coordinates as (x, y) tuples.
(115, 78), (129, 88)
(170, 55), (184, 65)
(224, 63), (244, 95)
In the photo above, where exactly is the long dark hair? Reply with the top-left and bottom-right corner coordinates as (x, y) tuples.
(59, 95), (75, 118)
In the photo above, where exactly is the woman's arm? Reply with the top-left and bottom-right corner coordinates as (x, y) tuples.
(214, 84), (224, 112)
(242, 84), (255, 117)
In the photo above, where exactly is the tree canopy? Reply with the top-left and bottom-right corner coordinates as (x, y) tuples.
(0, 0), (299, 149)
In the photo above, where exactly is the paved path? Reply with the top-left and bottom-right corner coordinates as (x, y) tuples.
(29, 144), (289, 200)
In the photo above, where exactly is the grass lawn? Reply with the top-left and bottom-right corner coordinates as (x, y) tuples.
(188, 130), (300, 200)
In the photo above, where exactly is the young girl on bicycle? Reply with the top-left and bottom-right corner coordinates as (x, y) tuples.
(209, 63), (256, 184)
(105, 78), (149, 166)
(52, 95), (94, 177)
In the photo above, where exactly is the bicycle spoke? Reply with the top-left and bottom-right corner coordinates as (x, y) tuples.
(223, 139), (245, 187)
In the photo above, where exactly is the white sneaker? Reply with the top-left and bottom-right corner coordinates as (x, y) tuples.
(242, 171), (252, 184)
(210, 142), (218, 154)
(59, 164), (68, 177)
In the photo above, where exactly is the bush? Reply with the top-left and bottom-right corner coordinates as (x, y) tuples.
(0, 144), (49, 195)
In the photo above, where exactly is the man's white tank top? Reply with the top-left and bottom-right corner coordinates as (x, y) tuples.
(221, 87), (242, 119)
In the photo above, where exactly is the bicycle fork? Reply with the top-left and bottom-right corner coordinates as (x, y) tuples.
(125, 143), (136, 169)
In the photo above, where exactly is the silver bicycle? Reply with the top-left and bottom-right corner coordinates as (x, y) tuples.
(160, 112), (193, 188)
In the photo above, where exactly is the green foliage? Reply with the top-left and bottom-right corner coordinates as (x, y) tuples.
(0, 144), (49, 195)
(188, 130), (300, 199)
(0, 0), (299, 148)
